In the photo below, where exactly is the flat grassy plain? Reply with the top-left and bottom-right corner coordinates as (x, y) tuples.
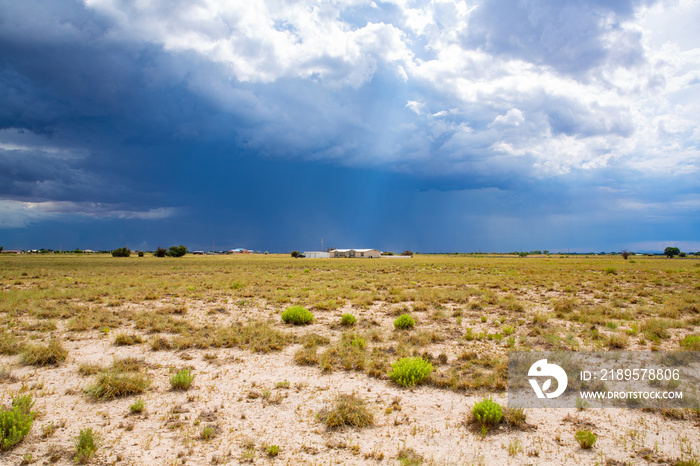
(0, 253), (699, 464)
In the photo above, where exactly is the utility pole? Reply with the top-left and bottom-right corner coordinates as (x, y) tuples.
(321, 238), (324, 252)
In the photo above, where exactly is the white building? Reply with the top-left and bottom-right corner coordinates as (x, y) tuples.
(329, 248), (382, 258)
(303, 251), (331, 258)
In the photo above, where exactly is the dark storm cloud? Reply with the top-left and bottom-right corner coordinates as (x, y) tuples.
(466, 0), (649, 75)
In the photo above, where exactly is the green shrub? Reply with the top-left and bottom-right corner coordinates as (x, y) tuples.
(388, 357), (433, 387)
(604, 267), (617, 275)
(168, 245), (187, 257)
(86, 372), (150, 400)
(266, 445), (280, 457)
(318, 394), (374, 429)
(170, 368), (194, 390)
(129, 399), (145, 414)
(680, 335), (700, 351)
(20, 339), (68, 366)
(575, 429), (597, 449)
(393, 314), (415, 330)
(74, 428), (99, 463)
(154, 247), (167, 257)
(281, 306), (314, 325)
(0, 395), (35, 451)
(111, 247), (130, 257)
(340, 313), (357, 326)
(472, 398), (503, 433)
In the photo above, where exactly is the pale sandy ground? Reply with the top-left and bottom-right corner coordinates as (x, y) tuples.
(1, 300), (699, 465)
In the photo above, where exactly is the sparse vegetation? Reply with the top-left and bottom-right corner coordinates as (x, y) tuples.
(1, 252), (699, 464)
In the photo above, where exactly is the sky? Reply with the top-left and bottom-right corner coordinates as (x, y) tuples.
(0, 0), (699, 253)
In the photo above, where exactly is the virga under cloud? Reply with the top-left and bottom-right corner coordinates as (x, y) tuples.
(0, 0), (697, 252)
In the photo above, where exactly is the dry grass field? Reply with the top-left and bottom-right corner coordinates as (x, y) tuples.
(1, 253), (699, 465)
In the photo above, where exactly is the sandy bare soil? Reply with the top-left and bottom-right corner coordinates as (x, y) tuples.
(2, 298), (699, 466)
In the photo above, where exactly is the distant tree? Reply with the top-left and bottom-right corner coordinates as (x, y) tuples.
(679, 252), (687, 258)
(518, 251), (528, 257)
(0, 246), (3, 252)
(154, 247), (167, 257)
(401, 250), (414, 257)
(543, 250), (550, 255)
(168, 245), (187, 257)
(138, 251), (145, 257)
(111, 247), (131, 257)
(664, 247), (680, 258)
(621, 250), (631, 260)
(290, 251), (300, 258)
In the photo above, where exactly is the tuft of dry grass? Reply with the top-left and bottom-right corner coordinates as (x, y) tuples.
(317, 393), (374, 429)
(20, 339), (68, 366)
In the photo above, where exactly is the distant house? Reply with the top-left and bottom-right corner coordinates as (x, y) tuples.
(304, 251), (330, 258)
(229, 248), (253, 254)
(192, 251), (205, 255)
(329, 248), (382, 258)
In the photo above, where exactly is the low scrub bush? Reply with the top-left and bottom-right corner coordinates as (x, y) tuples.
(472, 398), (503, 434)
(318, 393), (374, 429)
(170, 368), (194, 390)
(281, 306), (314, 325)
(74, 428), (99, 464)
(574, 429), (597, 449)
(393, 314), (415, 330)
(21, 339), (68, 366)
(388, 357), (432, 387)
(340, 313), (357, 326)
(111, 247), (130, 257)
(0, 395), (35, 451)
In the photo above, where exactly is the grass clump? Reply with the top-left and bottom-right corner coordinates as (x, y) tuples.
(574, 429), (597, 449)
(266, 444), (280, 457)
(170, 368), (194, 390)
(388, 357), (433, 387)
(74, 428), (99, 464)
(129, 399), (145, 414)
(20, 339), (68, 366)
(318, 393), (374, 429)
(340, 313), (357, 326)
(200, 426), (215, 440)
(393, 314), (416, 330)
(0, 395), (35, 451)
(86, 372), (150, 401)
(471, 398), (503, 435)
(280, 306), (314, 325)
(113, 333), (144, 346)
